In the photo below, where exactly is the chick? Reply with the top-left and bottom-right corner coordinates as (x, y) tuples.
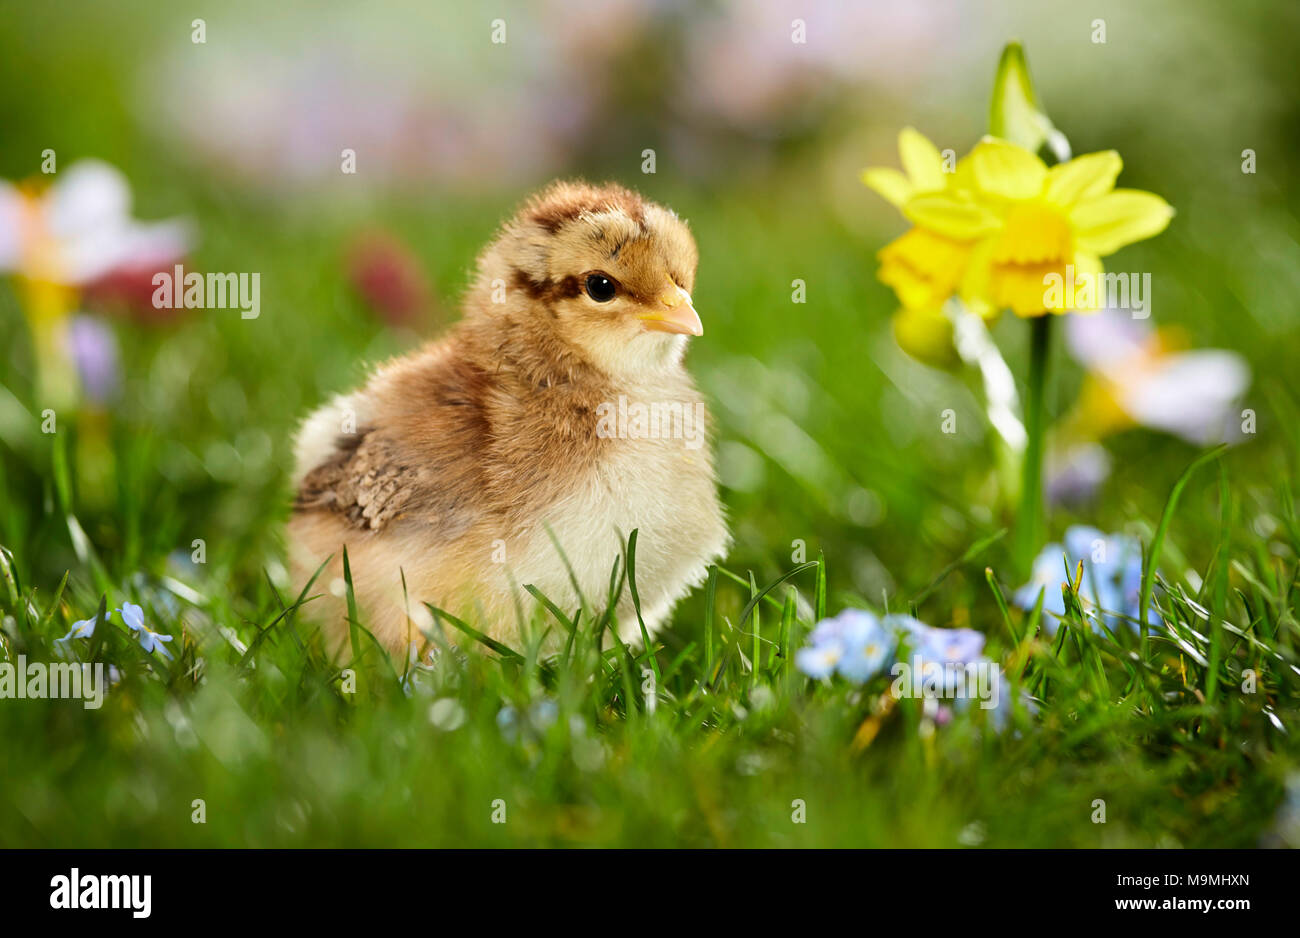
(288, 181), (729, 657)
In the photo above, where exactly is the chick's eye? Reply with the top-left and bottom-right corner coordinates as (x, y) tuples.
(584, 274), (617, 302)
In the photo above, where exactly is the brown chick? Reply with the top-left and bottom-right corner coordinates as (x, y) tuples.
(288, 181), (730, 658)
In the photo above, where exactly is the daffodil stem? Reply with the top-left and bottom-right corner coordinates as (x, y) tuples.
(1016, 315), (1052, 576)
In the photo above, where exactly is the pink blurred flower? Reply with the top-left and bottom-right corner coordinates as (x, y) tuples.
(346, 231), (434, 327)
(682, 0), (972, 130)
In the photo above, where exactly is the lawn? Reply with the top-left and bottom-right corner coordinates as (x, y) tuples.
(1, 0), (1299, 849)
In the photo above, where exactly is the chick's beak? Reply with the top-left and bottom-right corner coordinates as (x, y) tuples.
(639, 284), (703, 337)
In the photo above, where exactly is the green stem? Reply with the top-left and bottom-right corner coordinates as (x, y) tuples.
(1016, 315), (1053, 575)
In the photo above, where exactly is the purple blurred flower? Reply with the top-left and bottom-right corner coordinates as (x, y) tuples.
(63, 314), (121, 403)
(1045, 443), (1111, 507)
(799, 609), (993, 689)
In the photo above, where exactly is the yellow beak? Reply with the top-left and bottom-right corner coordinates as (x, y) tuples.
(639, 284), (703, 336)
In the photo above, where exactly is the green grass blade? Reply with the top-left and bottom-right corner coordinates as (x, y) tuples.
(703, 563), (717, 676)
(624, 529), (660, 682)
(425, 602), (524, 662)
(1139, 445), (1227, 653)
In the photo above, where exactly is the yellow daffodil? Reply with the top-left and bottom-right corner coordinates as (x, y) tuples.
(910, 139), (1174, 316)
(864, 133), (1175, 319)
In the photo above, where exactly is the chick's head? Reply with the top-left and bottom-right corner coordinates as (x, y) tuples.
(474, 181), (702, 375)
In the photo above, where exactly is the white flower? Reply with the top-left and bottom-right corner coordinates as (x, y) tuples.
(0, 160), (191, 286)
(1066, 309), (1249, 445)
(136, 624), (174, 660)
(117, 602), (174, 660)
(119, 602), (145, 632)
(56, 613), (104, 643)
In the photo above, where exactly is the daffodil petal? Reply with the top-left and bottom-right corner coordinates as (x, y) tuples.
(1071, 189), (1174, 255)
(1045, 151), (1122, 208)
(969, 137), (1047, 201)
(950, 154), (978, 195)
(892, 307), (960, 370)
(878, 228), (968, 309)
(898, 127), (947, 193)
(902, 195), (1000, 240)
(959, 239), (997, 318)
(861, 167), (912, 208)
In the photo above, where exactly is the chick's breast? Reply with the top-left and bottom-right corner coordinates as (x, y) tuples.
(506, 380), (729, 644)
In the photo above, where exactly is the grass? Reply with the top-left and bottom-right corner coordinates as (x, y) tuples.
(1, 411), (1298, 846)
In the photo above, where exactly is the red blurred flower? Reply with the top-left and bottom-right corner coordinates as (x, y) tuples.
(83, 262), (191, 323)
(346, 231), (434, 327)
